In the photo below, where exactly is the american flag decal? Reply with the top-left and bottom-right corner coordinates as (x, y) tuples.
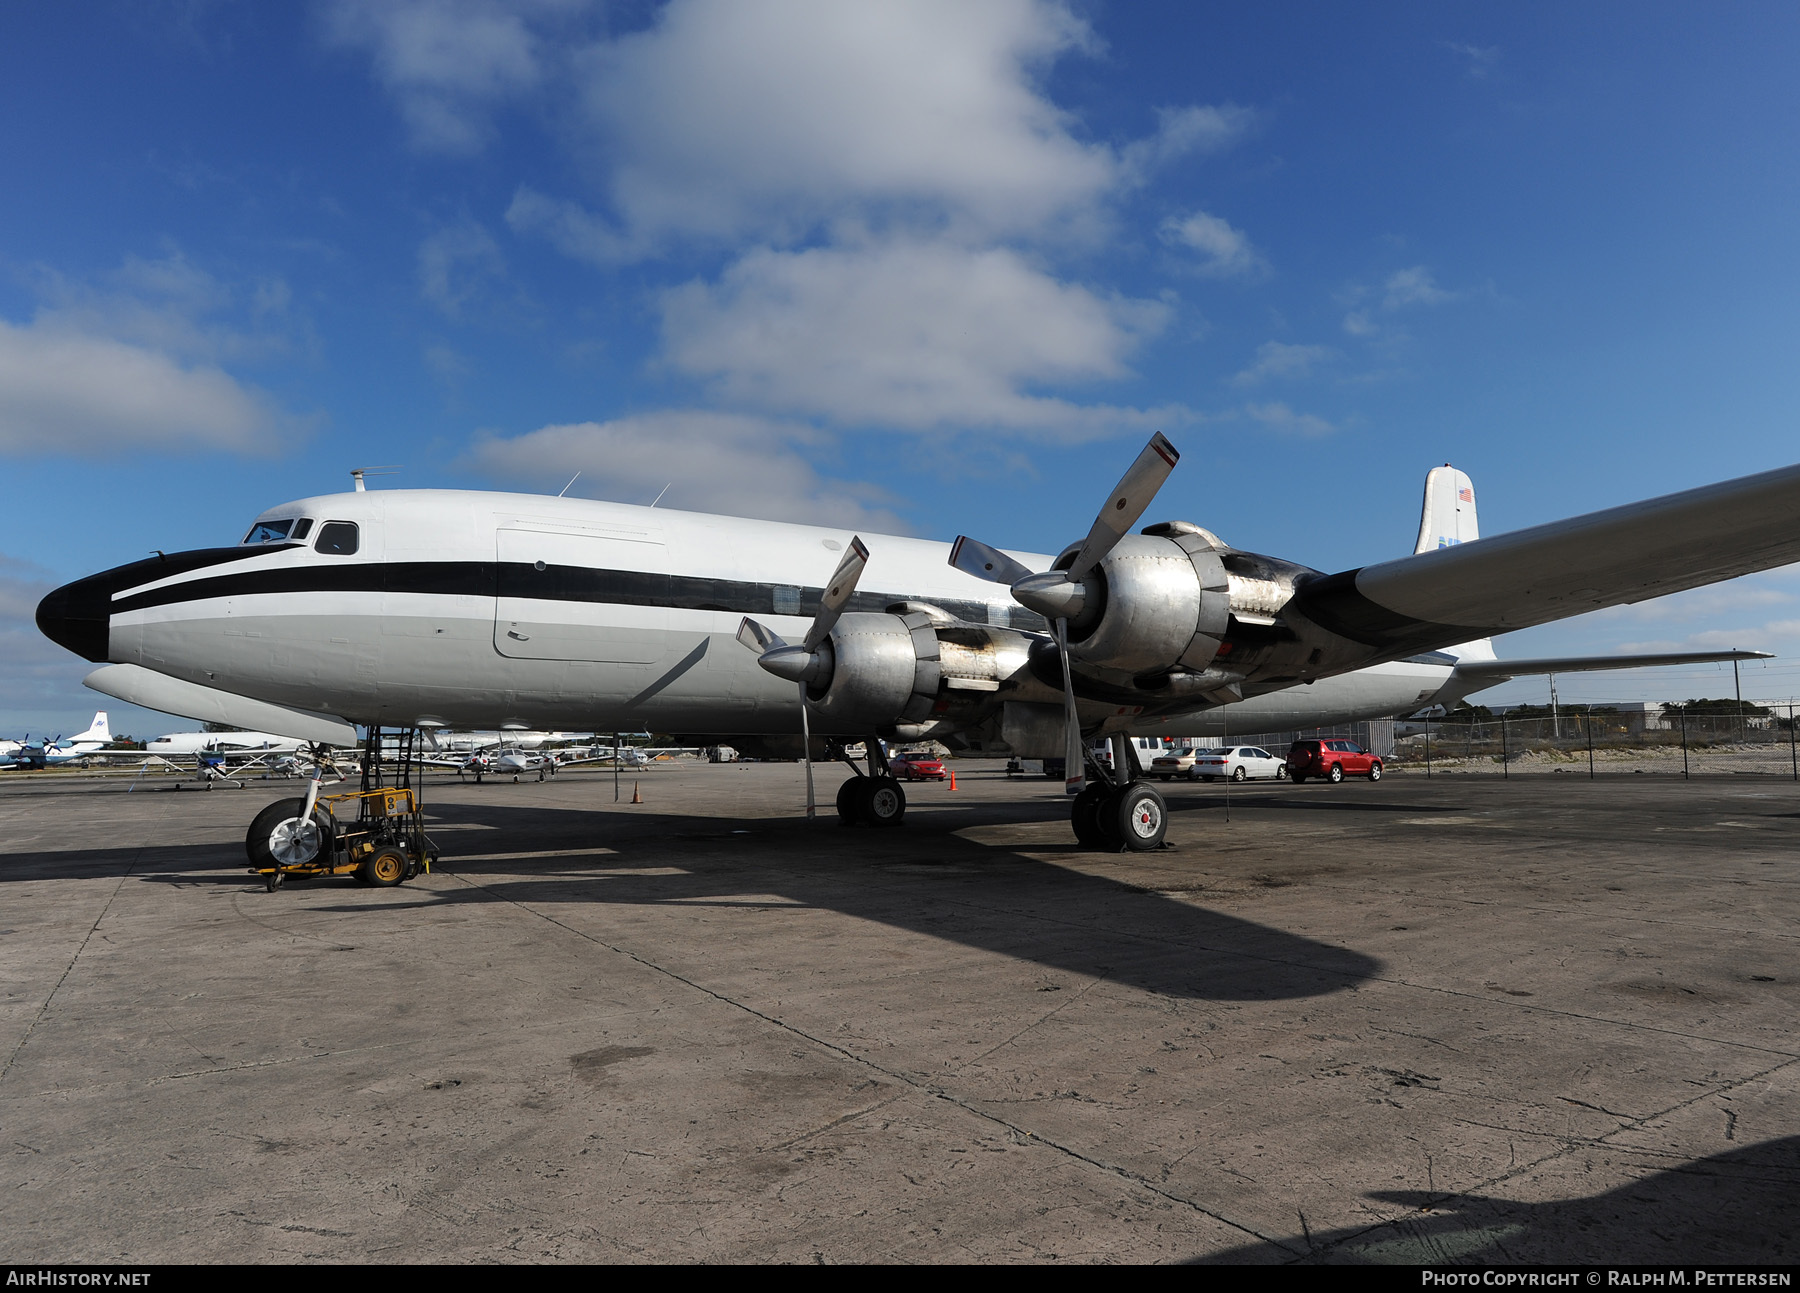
(1458, 487), (1473, 502)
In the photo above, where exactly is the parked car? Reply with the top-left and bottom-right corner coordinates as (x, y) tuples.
(1149, 747), (1200, 779)
(889, 751), (947, 781)
(1285, 738), (1382, 783)
(1189, 746), (1287, 782)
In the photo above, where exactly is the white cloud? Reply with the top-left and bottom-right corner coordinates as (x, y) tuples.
(1159, 210), (1266, 278)
(418, 219), (508, 318)
(461, 410), (906, 530)
(32, 250), (296, 365)
(1231, 340), (1335, 387)
(1383, 265), (1456, 309)
(570, 0), (1116, 250)
(1341, 310), (1376, 337)
(0, 252), (301, 456)
(0, 317), (281, 456)
(1122, 103), (1257, 179)
(1244, 401), (1334, 437)
(504, 187), (629, 267)
(494, 0), (1250, 259)
(1444, 42), (1501, 80)
(659, 239), (1177, 435)
(321, 0), (583, 153)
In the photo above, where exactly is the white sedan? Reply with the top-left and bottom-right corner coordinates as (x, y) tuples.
(1188, 746), (1287, 782)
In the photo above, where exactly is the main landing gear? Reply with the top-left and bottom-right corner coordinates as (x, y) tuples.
(1070, 734), (1168, 852)
(832, 735), (906, 827)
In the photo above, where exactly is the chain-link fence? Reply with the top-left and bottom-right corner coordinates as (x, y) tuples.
(1391, 706), (1800, 778)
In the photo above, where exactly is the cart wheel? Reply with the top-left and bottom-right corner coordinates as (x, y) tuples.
(263, 869), (282, 892)
(360, 846), (409, 887)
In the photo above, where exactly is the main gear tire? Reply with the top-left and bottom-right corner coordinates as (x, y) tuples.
(1070, 783), (1112, 848)
(860, 778), (906, 827)
(835, 777), (863, 824)
(1112, 783), (1168, 852)
(246, 798), (333, 871)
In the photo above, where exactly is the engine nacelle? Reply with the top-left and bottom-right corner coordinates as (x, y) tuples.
(1064, 529), (1232, 675)
(806, 610), (942, 730)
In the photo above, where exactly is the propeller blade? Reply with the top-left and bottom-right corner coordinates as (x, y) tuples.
(948, 535), (1034, 586)
(798, 681), (815, 820)
(1066, 432), (1180, 580)
(736, 616), (787, 654)
(803, 536), (870, 652)
(1055, 617), (1085, 796)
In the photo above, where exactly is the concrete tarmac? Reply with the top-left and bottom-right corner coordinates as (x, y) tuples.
(1, 762), (1795, 1264)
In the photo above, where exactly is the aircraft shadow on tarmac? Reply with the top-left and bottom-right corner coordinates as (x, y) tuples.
(1193, 1134), (1800, 1265)
(11, 789), (1385, 1004)
(383, 797), (1385, 1003)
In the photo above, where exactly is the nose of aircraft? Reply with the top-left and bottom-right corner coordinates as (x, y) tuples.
(36, 572), (114, 663)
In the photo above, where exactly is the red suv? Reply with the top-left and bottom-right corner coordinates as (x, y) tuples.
(1286, 739), (1382, 784)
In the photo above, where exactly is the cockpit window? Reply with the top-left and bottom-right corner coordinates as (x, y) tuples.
(290, 518), (314, 540)
(242, 519), (294, 545)
(314, 521), (360, 555)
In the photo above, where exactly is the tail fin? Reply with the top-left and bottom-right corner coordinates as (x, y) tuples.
(1414, 465), (1478, 554)
(73, 711), (110, 744)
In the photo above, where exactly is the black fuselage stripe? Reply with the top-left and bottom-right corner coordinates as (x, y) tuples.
(108, 560), (1049, 631)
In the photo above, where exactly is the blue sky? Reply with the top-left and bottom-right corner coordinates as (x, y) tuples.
(5, 1), (1800, 739)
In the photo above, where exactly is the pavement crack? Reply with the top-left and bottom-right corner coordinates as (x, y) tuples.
(1, 843), (142, 1086)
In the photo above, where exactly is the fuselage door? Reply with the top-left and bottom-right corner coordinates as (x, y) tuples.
(494, 523), (671, 663)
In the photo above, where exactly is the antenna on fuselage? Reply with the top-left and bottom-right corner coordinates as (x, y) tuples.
(558, 472), (581, 497)
(350, 466), (401, 492)
(649, 482), (672, 508)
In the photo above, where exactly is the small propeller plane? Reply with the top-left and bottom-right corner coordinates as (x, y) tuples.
(36, 441), (1789, 855)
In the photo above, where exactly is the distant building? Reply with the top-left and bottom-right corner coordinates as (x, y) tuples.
(1610, 701), (1671, 732)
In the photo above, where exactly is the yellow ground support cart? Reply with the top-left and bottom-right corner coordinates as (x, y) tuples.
(245, 728), (439, 891)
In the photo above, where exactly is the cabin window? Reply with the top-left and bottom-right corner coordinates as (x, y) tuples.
(242, 519), (294, 545)
(314, 521), (360, 555)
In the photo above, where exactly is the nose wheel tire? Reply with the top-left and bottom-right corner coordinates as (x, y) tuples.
(1112, 783), (1168, 852)
(246, 797), (334, 871)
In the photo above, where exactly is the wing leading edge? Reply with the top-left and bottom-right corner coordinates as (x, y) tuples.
(1295, 461), (1800, 657)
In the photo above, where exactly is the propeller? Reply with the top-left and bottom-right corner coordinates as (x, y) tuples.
(735, 536), (872, 819)
(949, 432), (1181, 796)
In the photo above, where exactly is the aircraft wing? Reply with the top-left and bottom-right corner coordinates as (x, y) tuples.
(1453, 649), (1772, 679)
(1295, 462), (1800, 657)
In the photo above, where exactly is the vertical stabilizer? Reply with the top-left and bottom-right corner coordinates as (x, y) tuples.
(73, 711), (110, 745)
(1414, 465), (1479, 554)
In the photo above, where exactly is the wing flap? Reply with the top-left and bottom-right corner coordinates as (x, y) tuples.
(1297, 461), (1800, 650)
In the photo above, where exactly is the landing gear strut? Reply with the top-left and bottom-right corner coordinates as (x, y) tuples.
(832, 735), (906, 827)
(1070, 733), (1167, 852)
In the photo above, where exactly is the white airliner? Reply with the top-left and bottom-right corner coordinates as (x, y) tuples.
(35, 440), (1788, 851)
(144, 729), (306, 758)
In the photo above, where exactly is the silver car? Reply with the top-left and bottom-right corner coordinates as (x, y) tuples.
(1189, 746), (1287, 782)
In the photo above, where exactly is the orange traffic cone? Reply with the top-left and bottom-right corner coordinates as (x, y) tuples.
(948, 771), (958, 791)
(630, 780), (642, 804)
